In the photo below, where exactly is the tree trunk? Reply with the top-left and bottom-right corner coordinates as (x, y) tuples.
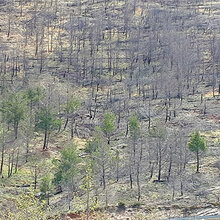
(116, 151), (119, 182)
(14, 121), (18, 139)
(133, 140), (136, 166)
(167, 155), (172, 182)
(105, 186), (108, 209)
(125, 120), (129, 137)
(46, 132), (50, 148)
(0, 144), (5, 176)
(158, 145), (162, 181)
(196, 151), (199, 173)
(137, 163), (141, 201)
(43, 130), (48, 150)
(47, 192), (50, 205)
(25, 141), (29, 163)
(102, 163), (106, 189)
(117, 102), (121, 129)
(10, 151), (14, 176)
(71, 118), (74, 139)
(129, 163), (133, 189)
(92, 102), (98, 120)
(150, 162), (154, 179)
(8, 154), (11, 178)
(15, 148), (19, 173)
(180, 179), (183, 196)
(172, 184), (175, 201)
(34, 165), (37, 189)
(63, 117), (69, 131)
(86, 184), (90, 220)
(148, 100), (151, 129)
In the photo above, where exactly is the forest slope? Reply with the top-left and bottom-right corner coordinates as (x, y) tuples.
(0, 0), (219, 219)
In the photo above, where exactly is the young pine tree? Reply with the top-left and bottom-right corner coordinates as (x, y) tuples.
(53, 144), (81, 210)
(35, 108), (61, 150)
(1, 93), (27, 139)
(40, 174), (54, 205)
(188, 131), (207, 173)
(102, 112), (116, 144)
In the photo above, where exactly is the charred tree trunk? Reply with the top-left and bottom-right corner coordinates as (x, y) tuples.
(43, 130), (48, 150)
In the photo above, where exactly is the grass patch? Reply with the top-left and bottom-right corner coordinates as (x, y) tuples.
(73, 137), (88, 150)
(201, 130), (220, 145)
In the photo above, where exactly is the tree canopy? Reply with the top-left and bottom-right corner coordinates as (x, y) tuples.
(188, 131), (207, 153)
(1, 93), (27, 139)
(188, 131), (207, 173)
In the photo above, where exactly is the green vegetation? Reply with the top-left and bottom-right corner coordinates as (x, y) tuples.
(40, 174), (54, 205)
(1, 93), (27, 139)
(188, 131), (207, 173)
(25, 87), (42, 111)
(53, 144), (81, 185)
(0, 0), (219, 219)
(63, 96), (81, 138)
(2, 191), (47, 220)
(102, 112), (116, 144)
(129, 114), (140, 141)
(35, 108), (61, 149)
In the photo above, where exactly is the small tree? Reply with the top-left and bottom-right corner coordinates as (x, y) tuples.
(87, 135), (112, 190)
(102, 112), (116, 144)
(40, 174), (54, 205)
(149, 122), (167, 181)
(0, 121), (5, 176)
(129, 114), (140, 145)
(21, 88), (42, 162)
(53, 143), (81, 210)
(81, 160), (94, 220)
(85, 137), (100, 154)
(188, 131), (207, 173)
(25, 87), (42, 113)
(63, 96), (81, 138)
(35, 108), (61, 150)
(129, 114), (141, 192)
(1, 93), (27, 139)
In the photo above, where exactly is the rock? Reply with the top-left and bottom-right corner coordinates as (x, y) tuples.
(35, 192), (42, 198)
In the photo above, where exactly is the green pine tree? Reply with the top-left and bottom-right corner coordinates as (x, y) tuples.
(188, 131), (207, 173)
(102, 112), (116, 144)
(1, 93), (27, 139)
(35, 108), (61, 150)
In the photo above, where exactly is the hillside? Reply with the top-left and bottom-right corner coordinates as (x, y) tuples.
(0, 0), (220, 219)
